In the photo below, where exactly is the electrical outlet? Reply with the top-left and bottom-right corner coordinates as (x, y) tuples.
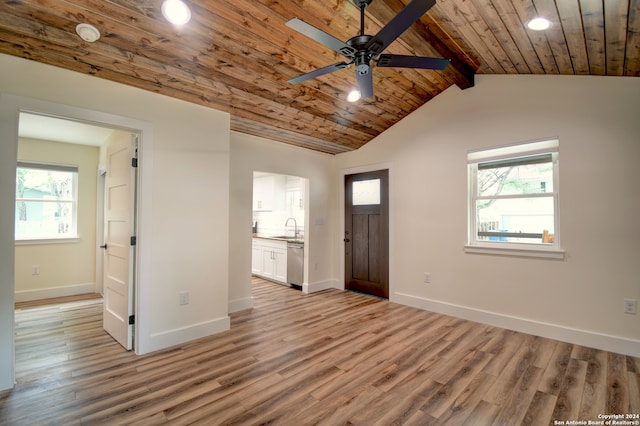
(423, 272), (431, 284)
(623, 299), (637, 315)
(31, 265), (40, 275)
(179, 291), (190, 306)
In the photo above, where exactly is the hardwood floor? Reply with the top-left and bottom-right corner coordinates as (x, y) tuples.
(2, 278), (639, 425)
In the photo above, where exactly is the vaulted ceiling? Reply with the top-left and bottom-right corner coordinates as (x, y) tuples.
(1, 0), (638, 154)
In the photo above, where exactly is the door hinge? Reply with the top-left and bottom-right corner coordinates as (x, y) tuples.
(131, 158), (138, 168)
(130, 236), (137, 246)
(128, 315), (135, 325)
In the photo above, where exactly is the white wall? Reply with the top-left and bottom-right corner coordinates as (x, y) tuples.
(15, 138), (99, 301)
(228, 132), (336, 311)
(0, 90), (18, 391)
(0, 53), (231, 390)
(335, 74), (640, 356)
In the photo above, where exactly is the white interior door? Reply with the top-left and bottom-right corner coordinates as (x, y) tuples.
(103, 133), (137, 350)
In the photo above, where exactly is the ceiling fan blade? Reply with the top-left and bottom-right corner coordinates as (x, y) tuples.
(376, 54), (450, 70)
(288, 61), (351, 84)
(365, 0), (437, 57)
(286, 18), (357, 58)
(355, 66), (374, 98)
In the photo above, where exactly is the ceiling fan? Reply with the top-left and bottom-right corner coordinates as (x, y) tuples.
(286, 0), (450, 99)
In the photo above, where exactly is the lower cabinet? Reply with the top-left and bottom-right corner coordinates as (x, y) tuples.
(252, 239), (287, 284)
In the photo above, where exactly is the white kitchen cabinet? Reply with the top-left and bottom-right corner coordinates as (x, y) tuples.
(252, 238), (287, 284)
(286, 188), (304, 211)
(285, 176), (305, 224)
(253, 174), (286, 211)
(253, 175), (274, 211)
(251, 240), (262, 275)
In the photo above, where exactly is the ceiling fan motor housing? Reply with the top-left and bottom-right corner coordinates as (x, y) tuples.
(348, 35), (376, 72)
(347, 35), (373, 51)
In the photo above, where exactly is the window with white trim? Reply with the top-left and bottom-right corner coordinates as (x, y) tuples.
(466, 139), (562, 257)
(15, 162), (79, 240)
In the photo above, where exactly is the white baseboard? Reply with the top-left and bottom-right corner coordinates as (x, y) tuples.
(393, 292), (640, 358)
(147, 316), (230, 353)
(303, 279), (339, 294)
(15, 282), (96, 302)
(228, 297), (253, 313)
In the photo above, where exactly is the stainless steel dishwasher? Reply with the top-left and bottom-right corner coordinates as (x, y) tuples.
(287, 241), (304, 286)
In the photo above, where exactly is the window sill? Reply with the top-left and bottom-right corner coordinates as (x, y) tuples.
(464, 244), (565, 260)
(15, 237), (80, 246)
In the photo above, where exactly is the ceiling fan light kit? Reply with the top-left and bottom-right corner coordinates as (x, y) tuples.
(286, 0), (450, 100)
(347, 89), (362, 102)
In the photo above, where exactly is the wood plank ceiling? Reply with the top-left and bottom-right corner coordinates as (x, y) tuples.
(0, 0), (638, 154)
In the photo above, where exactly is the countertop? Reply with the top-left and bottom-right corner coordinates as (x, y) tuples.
(253, 234), (304, 244)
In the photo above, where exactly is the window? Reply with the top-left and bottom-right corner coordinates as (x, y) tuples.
(15, 162), (79, 240)
(466, 139), (563, 258)
(352, 178), (381, 205)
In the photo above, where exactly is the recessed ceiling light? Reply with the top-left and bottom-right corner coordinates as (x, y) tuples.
(75, 23), (100, 43)
(162, 0), (191, 26)
(527, 17), (551, 31)
(347, 89), (361, 102)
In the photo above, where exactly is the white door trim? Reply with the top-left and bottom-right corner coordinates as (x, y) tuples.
(96, 170), (106, 295)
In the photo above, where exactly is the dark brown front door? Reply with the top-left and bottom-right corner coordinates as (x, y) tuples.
(345, 169), (389, 298)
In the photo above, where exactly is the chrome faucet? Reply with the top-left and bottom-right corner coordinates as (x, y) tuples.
(284, 217), (298, 238)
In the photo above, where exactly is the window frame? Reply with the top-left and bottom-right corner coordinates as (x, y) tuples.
(465, 139), (564, 259)
(15, 161), (80, 242)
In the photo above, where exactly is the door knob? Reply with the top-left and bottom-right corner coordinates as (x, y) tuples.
(100, 244), (107, 249)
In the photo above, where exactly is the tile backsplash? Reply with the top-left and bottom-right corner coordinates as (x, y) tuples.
(253, 210), (304, 237)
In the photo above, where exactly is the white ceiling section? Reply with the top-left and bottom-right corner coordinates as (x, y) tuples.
(18, 112), (115, 146)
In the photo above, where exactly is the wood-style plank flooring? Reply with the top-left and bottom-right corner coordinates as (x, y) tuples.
(1, 278), (639, 425)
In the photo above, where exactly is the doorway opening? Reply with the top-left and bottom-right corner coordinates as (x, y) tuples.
(251, 171), (308, 289)
(15, 112), (139, 351)
(1, 94), (154, 389)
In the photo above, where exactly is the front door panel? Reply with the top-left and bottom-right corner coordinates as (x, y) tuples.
(345, 170), (389, 298)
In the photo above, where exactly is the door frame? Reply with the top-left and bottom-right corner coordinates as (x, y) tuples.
(96, 169), (106, 295)
(339, 163), (394, 296)
(0, 94), (154, 390)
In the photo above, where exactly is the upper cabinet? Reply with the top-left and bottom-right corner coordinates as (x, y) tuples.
(253, 175), (272, 211)
(285, 176), (305, 222)
(253, 174), (285, 212)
